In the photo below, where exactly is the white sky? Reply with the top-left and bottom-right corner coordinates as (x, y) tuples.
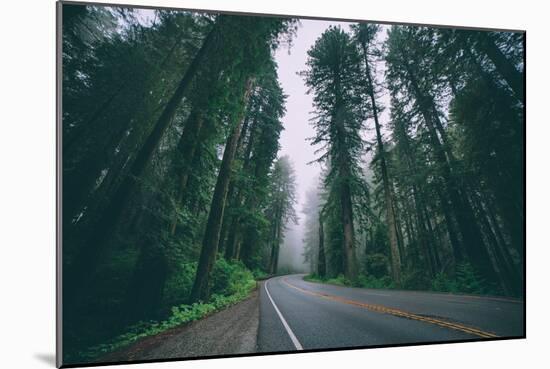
(275, 20), (350, 271)
(276, 20), (392, 271)
(133, 9), (389, 270)
(276, 20), (391, 216)
(275, 19), (353, 214)
(128, 10), (388, 218)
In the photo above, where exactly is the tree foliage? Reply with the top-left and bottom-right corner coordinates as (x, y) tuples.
(302, 24), (523, 296)
(62, 4), (523, 363)
(61, 4), (297, 363)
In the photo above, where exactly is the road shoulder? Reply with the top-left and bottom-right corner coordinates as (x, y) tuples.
(101, 289), (260, 363)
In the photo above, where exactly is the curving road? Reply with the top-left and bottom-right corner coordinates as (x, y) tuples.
(258, 274), (524, 352)
(103, 274), (524, 363)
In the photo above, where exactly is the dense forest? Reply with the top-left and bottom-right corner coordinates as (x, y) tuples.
(62, 5), (298, 362)
(61, 4), (523, 364)
(301, 24), (524, 297)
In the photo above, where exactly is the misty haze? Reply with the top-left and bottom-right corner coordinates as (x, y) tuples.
(60, 3), (525, 366)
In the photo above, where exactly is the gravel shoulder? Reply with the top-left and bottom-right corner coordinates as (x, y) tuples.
(102, 289), (260, 363)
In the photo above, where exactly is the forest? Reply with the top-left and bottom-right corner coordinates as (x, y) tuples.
(61, 4), (524, 364)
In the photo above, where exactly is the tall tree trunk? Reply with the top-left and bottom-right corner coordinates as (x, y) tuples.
(272, 214), (283, 274)
(401, 57), (498, 285)
(217, 215), (231, 257)
(340, 181), (358, 282)
(394, 114), (459, 268)
(65, 24), (219, 303)
(222, 116), (257, 259)
(269, 223), (282, 275)
(64, 31), (196, 228)
(460, 46), (524, 258)
(238, 190), (262, 267)
(318, 210), (327, 278)
(122, 226), (168, 324)
(434, 185), (463, 262)
(268, 195), (283, 274)
(412, 193), (436, 277)
(361, 43), (402, 283)
(486, 198), (522, 269)
(64, 29), (185, 155)
(63, 84), (125, 153)
(224, 215), (241, 260)
(169, 111), (205, 235)
(234, 238), (244, 261)
(474, 32), (524, 103)
(190, 77), (255, 302)
(470, 189), (522, 295)
(422, 205), (441, 273)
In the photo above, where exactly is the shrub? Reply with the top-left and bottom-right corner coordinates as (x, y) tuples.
(401, 268), (431, 290)
(431, 262), (492, 295)
(431, 271), (457, 293)
(364, 253), (389, 278)
(303, 274), (324, 283)
(75, 258), (256, 363)
(454, 262), (486, 294)
(252, 268), (269, 280)
(163, 262), (197, 307)
(357, 274), (395, 289)
(211, 258), (233, 295)
(211, 258), (256, 296)
(326, 274), (352, 286)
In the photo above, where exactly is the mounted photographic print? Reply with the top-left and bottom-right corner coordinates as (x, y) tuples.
(57, 1), (525, 367)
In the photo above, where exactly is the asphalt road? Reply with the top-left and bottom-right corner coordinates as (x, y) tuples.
(104, 274), (524, 363)
(258, 274), (524, 352)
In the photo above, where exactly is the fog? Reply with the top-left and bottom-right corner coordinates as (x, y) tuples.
(130, 9), (386, 274)
(275, 20), (352, 273)
(274, 19), (392, 274)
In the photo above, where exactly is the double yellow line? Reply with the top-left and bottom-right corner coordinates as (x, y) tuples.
(282, 278), (499, 339)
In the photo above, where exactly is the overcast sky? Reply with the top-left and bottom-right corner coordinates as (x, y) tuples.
(275, 19), (353, 214)
(131, 10), (383, 218)
(275, 20), (393, 271)
(134, 9), (386, 271)
(275, 19), (353, 272)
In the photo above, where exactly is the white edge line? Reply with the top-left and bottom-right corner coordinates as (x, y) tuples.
(264, 279), (304, 350)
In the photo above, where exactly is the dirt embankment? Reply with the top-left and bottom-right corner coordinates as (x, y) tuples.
(102, 289), (260, 363)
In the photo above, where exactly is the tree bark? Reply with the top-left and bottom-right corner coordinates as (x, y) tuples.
(361, 42), (401, 283)
(340, 181), (358, 282)
(65, 24), (219, 303)
(222, 116), (257, 259)
(268, 194), (283, 274)
(402, 56), (499, 285)
(169, 111), (205, 235)
(64, 30), (195, 227)
(190, 77), (255, 302)
(475, 32), (524, 103)
(318, 210), (327, 278)
(470, 189), (521, 295)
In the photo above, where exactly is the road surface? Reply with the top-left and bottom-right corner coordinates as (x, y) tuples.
(258, 274), (524, 352)
(105, 274), (523, 363)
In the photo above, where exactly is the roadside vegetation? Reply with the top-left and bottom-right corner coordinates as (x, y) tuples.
(72, 259), (256, 363)
(305, 262), (499, 296)
(301, 25), (523, 299)
(62, 3), (523, 364)
(62, 5), (298, 364)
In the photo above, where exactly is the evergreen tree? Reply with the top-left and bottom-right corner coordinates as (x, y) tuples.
(302, 26), (369, 282)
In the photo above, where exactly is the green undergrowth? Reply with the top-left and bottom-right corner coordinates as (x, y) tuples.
(304, 263), (503, 296)
(252, 268), (269, 280)
(74, 259), (257, 363)
(304, 273), (396, 289)
(430, 263), (502, 295)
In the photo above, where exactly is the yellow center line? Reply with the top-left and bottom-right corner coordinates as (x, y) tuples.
(281, 277), (499, 339)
